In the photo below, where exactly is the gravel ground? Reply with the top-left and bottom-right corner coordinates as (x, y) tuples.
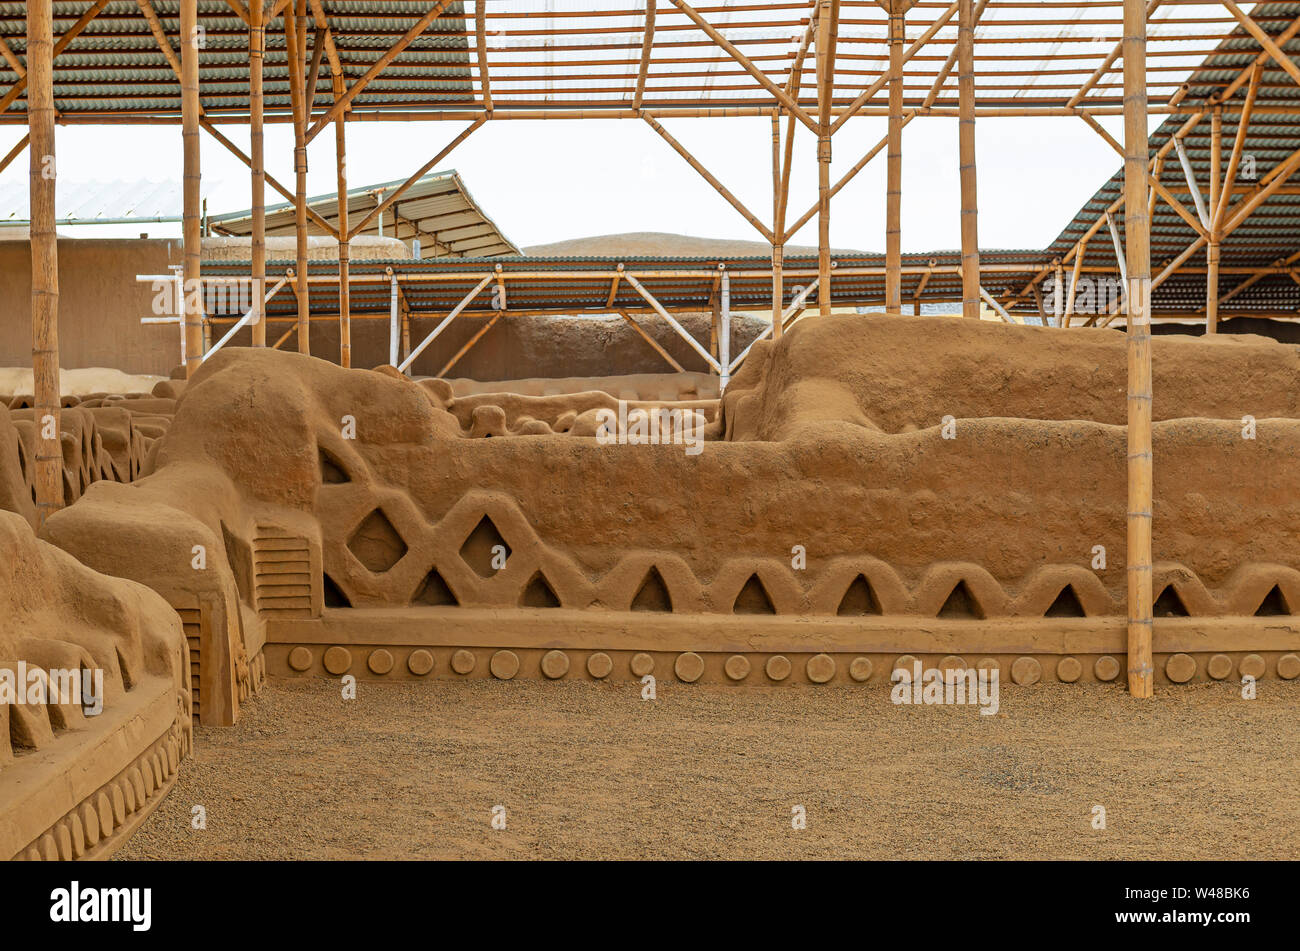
(118, 677), (1300, 860)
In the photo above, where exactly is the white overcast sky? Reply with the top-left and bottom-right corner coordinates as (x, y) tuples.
(0, 111), (1157, 252)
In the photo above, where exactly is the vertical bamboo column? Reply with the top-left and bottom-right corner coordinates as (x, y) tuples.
(957, 0), (980, 320)
(815, 0), (836, 319)
(287, 1), (310, 354)
(885, 1), (904, 314)
(1053, 260), (1064, 327)
(771, 110), (784, 338)
(250, 0), (266, 346)
(181, 0), (204, 374)
(1123, 0), (1153, 698)
(28, 0), (60, 524)
(1206, 107), (1221, 333)
(334, 72), (351, 367)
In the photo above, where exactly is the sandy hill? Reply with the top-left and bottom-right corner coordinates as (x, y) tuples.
(524, 232), (864, 258)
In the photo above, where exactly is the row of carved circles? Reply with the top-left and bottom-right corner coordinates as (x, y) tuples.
(283, 646), (1300, 684)
(16, 732), (183, 861)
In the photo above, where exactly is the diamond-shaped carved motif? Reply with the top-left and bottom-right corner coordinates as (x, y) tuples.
(348, 509), (408, 574)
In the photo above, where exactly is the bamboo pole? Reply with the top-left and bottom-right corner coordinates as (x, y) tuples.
(1206, 108), (1221, 332)
(250, 0), (266, 346)
(1212, 64), (1261, 235)
(633, 0), (654, 110)
(287, 2), (310, 354)
(29, 0), (61, 524)
(885, 0), (906, 314)
(831, 0), (958, 132)
(335, 72), (351, 367)
(475, 0), (493, 112)
(181, 0), (204, 375)
(771, 110), (784, 338)
(1123, 0), (1153, 698)
(815, 0), (837, 319)
(958, 0), (979, 320)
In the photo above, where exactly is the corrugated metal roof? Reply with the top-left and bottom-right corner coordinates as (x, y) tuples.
(0, 2), (1257, 121)
(1036, 1), (1300, 318)
(207, 167), (518, 256)
(197, 248), (1054, 319)
(0, 176), (211, 223)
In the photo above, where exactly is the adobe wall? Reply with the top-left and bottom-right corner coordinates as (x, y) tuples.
(0, 238), (183, 375)
(210, 310), (766, 379)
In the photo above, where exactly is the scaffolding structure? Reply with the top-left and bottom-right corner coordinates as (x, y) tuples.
(8, 0), (1300, 696)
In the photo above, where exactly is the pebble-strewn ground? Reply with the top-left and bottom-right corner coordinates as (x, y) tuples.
(119, 677), (1300, 860)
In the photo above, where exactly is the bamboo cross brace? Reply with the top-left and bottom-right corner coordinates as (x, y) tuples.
(633, 0), (655, 110)
(1221, 0), (1300, 88)
(1105, 211), (1129, 290)
(349, 119), (485, 239)
(0, 35), (25, 78)
(305, 26), (326, 116)
(202, 275), (289, 361)
(307, 0), (346, 81)
(978, 285), (1015, 323)
(224, 0), (252, 25)
(438, 310), (503, 378)
(1064, 238), (1087, 324)
(623, 270), (722, 372)
(831, 0), (959, 133)
(784, 116), (911, 242)
(200, 121), (339, 236)
(667, 0), (817, 133)
(922, 0), (989, 110)
(1067, 0), (1164, 109)
(620, 310), (686, 372)
(642, 114), (775, 243)
(1212, 63), (1262, 235)
(0, 133), (28, 175)
(1080, 112), (1207, 238)
(399, 273), (495, 373)
(0, 0), (111, 114)
(307, 0), (455, 143)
